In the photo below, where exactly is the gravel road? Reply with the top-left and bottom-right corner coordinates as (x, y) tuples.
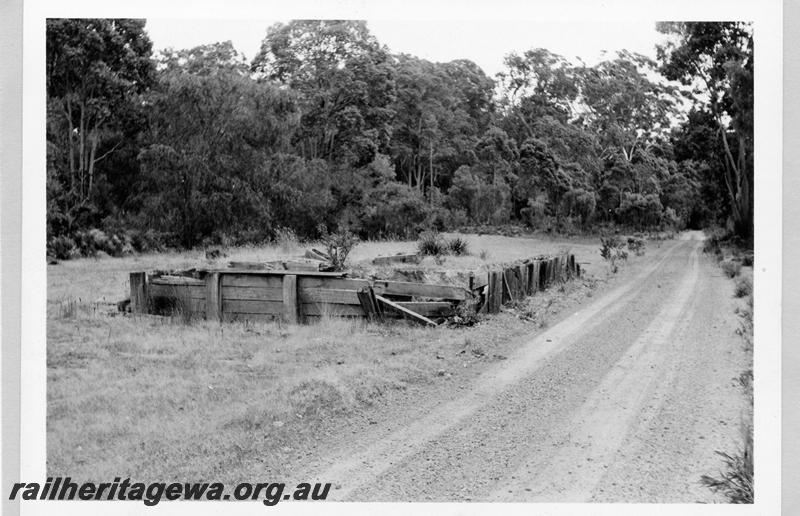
(303, 233), (750, 502)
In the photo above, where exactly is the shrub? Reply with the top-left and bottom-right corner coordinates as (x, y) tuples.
(734, 277), (752, 298)
(417, 230), (447, 257)
(317, 224), (359, 272)
(700, 426), (753, 503)
(627, 236), (646, 256)
(721, 260), (742, 278)
(48, 235), (76, 260)
(447, 237), (470, 256)
(600, 235), (628, 273)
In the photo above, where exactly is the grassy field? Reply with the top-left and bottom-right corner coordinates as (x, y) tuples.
(46, 232), (621, 482)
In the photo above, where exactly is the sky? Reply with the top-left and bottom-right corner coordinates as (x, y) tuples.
(143, 19), (669, 77)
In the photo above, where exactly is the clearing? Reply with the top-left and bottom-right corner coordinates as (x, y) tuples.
(46, 231), (751, 503)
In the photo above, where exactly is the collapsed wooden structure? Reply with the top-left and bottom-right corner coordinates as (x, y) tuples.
(129, 253), (578, 326)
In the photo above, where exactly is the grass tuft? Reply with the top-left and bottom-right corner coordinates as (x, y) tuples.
(700, 424), (753, 503)
(721, 260), (742, 278)
(734, 277), (752, 298)
(446, 237), (470, 256)
(417, 230), (447, 256)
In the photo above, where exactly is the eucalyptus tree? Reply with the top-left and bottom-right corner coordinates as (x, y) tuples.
(46, 18), (155, 235)
(137, 42), (299, 247)
(251, 20), (397, 168)
(657, 21), (753, 241)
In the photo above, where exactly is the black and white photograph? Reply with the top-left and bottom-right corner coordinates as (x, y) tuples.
(4, 0), (784, 513)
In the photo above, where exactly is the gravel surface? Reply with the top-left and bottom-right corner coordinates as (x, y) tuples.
(292, 233), (750, 502)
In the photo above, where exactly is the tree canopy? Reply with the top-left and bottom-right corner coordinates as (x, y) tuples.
(45, 19), (753, 257)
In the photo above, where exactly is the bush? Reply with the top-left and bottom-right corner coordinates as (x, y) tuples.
(600, 235), (628, 273)
(627, 236), (646, 256)
(417, 230), (447, 257)
(734, 277), (752, 298)
(317, 224), (358, 271)
(446, 237), (470, 256)
(721, 260), (742, 278)
(48, 235), (76, 260)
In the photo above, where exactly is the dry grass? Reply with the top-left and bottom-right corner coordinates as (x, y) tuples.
(45, 232), (629, 482)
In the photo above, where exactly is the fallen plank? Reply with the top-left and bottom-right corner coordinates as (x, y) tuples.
(374, 295), (437, 326)
(395, 301), (454, 318)
(305, 248), (331, 261)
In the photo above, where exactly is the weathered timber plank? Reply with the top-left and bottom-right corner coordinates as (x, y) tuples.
(220, 286), (283, 301)
(222, 299), (284, 315)
(206, 272), (221, 321)
(371, 253), (422, 266)
(492, 270), (503, 312)
(516, 265), (525, 299)
(299, 288), (361, 305)
(375, 295), (437, 326)
(300, 303), (366, 317)
(539, 260), (547, 290)
(357, 288), (376, 320)
(221, 274), (283, 289)
(485, 272), (495, 313)
(372, 280), (467, 301)
(283, 275), (298, 324)
(227, 261), (271, 270)
(502, 269), (513, 303)
(297, 277), (370, 291)
(395, 302), (454, 318)
(130, 272), (147, 314)
(149, 276), (205, 286)
(471, 273), (489, 291)
(305, 248), (331, 261)
(148, 283), (206, 300)
(215, 269), (345, 277)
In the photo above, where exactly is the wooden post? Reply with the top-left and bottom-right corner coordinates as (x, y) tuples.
(492, 270), (503, 312)
(486, 271), (495, 313)
(502, 268), (512, 304)
(282, 274), (298, 324)
(205, 272), (221, 322)
(538, 260), (547, 290)
(527, 262), (535, 294)
(130, 272), (148, 314)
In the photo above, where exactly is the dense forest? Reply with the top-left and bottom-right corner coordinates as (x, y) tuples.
(45, 20), (753, 258)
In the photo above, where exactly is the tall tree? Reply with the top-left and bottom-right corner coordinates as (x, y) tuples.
(657, 22), (753, 242)
(46, 18), (155, 234)
(137, 42), (299, 247)
(251, 20), (396, 167)
(579, 51), (679, 164)
(390, 55), (494, 192)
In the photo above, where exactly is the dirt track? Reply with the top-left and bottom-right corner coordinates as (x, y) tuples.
(300, 233), (750, 502)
